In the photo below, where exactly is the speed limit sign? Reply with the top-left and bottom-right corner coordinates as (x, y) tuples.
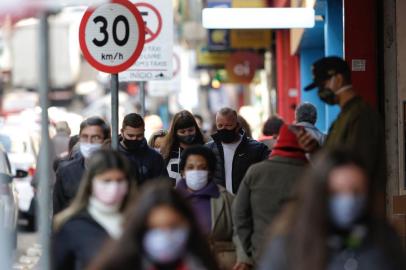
(79, 0), (145, 74)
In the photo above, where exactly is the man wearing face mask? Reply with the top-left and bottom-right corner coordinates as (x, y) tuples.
(298, 56), (386, 215)
(206, 108), (269, 194)
(118, 113), (165, 185)
(53, 117), (111, 215)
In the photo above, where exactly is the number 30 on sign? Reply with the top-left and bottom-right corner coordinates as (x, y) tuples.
(79, 0), (145, 74)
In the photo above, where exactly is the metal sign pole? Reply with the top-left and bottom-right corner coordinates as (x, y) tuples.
(111, 74), (119, 150)
(140, 81), (146, 117)
(38, 11), (51, 270)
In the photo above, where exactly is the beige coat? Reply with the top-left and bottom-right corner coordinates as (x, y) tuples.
(210, 186), (251, 269)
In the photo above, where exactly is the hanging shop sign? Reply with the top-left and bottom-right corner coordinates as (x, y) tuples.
(226, 51), (262, 84)
(196, 47), (231, 69)
(230, 30), (271, 49)
(207, 0), (230, 51)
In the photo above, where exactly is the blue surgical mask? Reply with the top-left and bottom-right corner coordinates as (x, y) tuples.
(329, 194), (366, 229)
(143, 228), (189, 264)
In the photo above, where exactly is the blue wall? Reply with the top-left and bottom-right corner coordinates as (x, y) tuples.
(299, 0), (344, 133)
(300, 49), (326, 132)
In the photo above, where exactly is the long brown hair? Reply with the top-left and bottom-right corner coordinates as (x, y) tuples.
(53, 150), (137, 231)
(88, 181), (219, 270)
(268, 149), (372, 270)
(161, 110), (204, 160)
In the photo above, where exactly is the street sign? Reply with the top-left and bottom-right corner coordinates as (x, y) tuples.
(148, 45), (182, 97)
(79, 0), (145, 74)
(120, 0), (173, 81)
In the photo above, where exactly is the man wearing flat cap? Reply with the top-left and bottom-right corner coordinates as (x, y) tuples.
(298, 56), (386, 215)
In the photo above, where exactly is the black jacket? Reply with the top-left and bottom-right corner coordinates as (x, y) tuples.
(205, 132), (270, 194)
(164, 148), (183, 183)
(53, 155), (85, 215)
(52, 210), (109, 270)
(118, 141), (166, 185)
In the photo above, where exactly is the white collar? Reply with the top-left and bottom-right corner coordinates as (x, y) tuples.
(88, 197), (123, 239)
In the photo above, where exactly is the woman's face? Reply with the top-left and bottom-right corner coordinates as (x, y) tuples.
(143, 205), (190, 264)
(147, 205), (189, 230)
(176, 126), (196, 137)
(94, 169), (127, 184)
(184, 154), (208, 172)
(154, 136), (165, 149)
(92, 169), (129, 206)
(328, 165), (368, 197)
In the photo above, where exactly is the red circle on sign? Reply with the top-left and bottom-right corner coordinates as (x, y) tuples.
(135, 2), (162, 43)
(79, 0), (145, 74)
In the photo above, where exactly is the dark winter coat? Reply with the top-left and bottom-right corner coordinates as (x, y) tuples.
(258, 221), (406, 270)
(205, 132), (269, 194)
(118, 141), (165, 186)
(233, 156), (306, 260)
(52, 210), (110, 270)
(53, 155), (85, 215)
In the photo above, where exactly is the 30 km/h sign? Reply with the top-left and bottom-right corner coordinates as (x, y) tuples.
(79, 0), (145, 74)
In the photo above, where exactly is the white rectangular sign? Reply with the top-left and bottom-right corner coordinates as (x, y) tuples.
(120, 0), (173, 81)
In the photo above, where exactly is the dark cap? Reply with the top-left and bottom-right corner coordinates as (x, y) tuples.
(304, 56), (350, 91)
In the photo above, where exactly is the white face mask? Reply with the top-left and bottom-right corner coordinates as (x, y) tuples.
(143, 228), (189, 264)
(92, 179), (128, 207)
(80, 143), (102, 158)
(185, 170), (208, 191)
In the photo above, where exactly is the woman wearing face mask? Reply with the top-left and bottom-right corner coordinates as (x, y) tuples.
(175, 146), (252, 270)
(161, 110), (205, 184)
(257, 149), (406, 270)
(88, 181), (219, 270)
(52, 150), (137, 270)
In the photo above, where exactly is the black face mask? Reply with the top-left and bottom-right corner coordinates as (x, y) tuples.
(124, 138), (147, 151)
(217, 128), (238, 143)
(177, 134), (196, 145)
(318, 87), (337, 105)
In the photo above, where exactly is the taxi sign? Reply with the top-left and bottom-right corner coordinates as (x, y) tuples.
(79, 0), (145, 73)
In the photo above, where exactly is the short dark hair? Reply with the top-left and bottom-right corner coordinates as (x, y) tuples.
(122, 113), (145, 129)
(179, 146), (216, 173)
(218, 107), (238, 121)
(296, 103), (317, 125)
(79, 117), (111, 140)
(263, 116), (284, 136)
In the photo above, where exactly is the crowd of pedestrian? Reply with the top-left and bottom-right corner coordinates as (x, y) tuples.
(48, 56), (405, 270)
